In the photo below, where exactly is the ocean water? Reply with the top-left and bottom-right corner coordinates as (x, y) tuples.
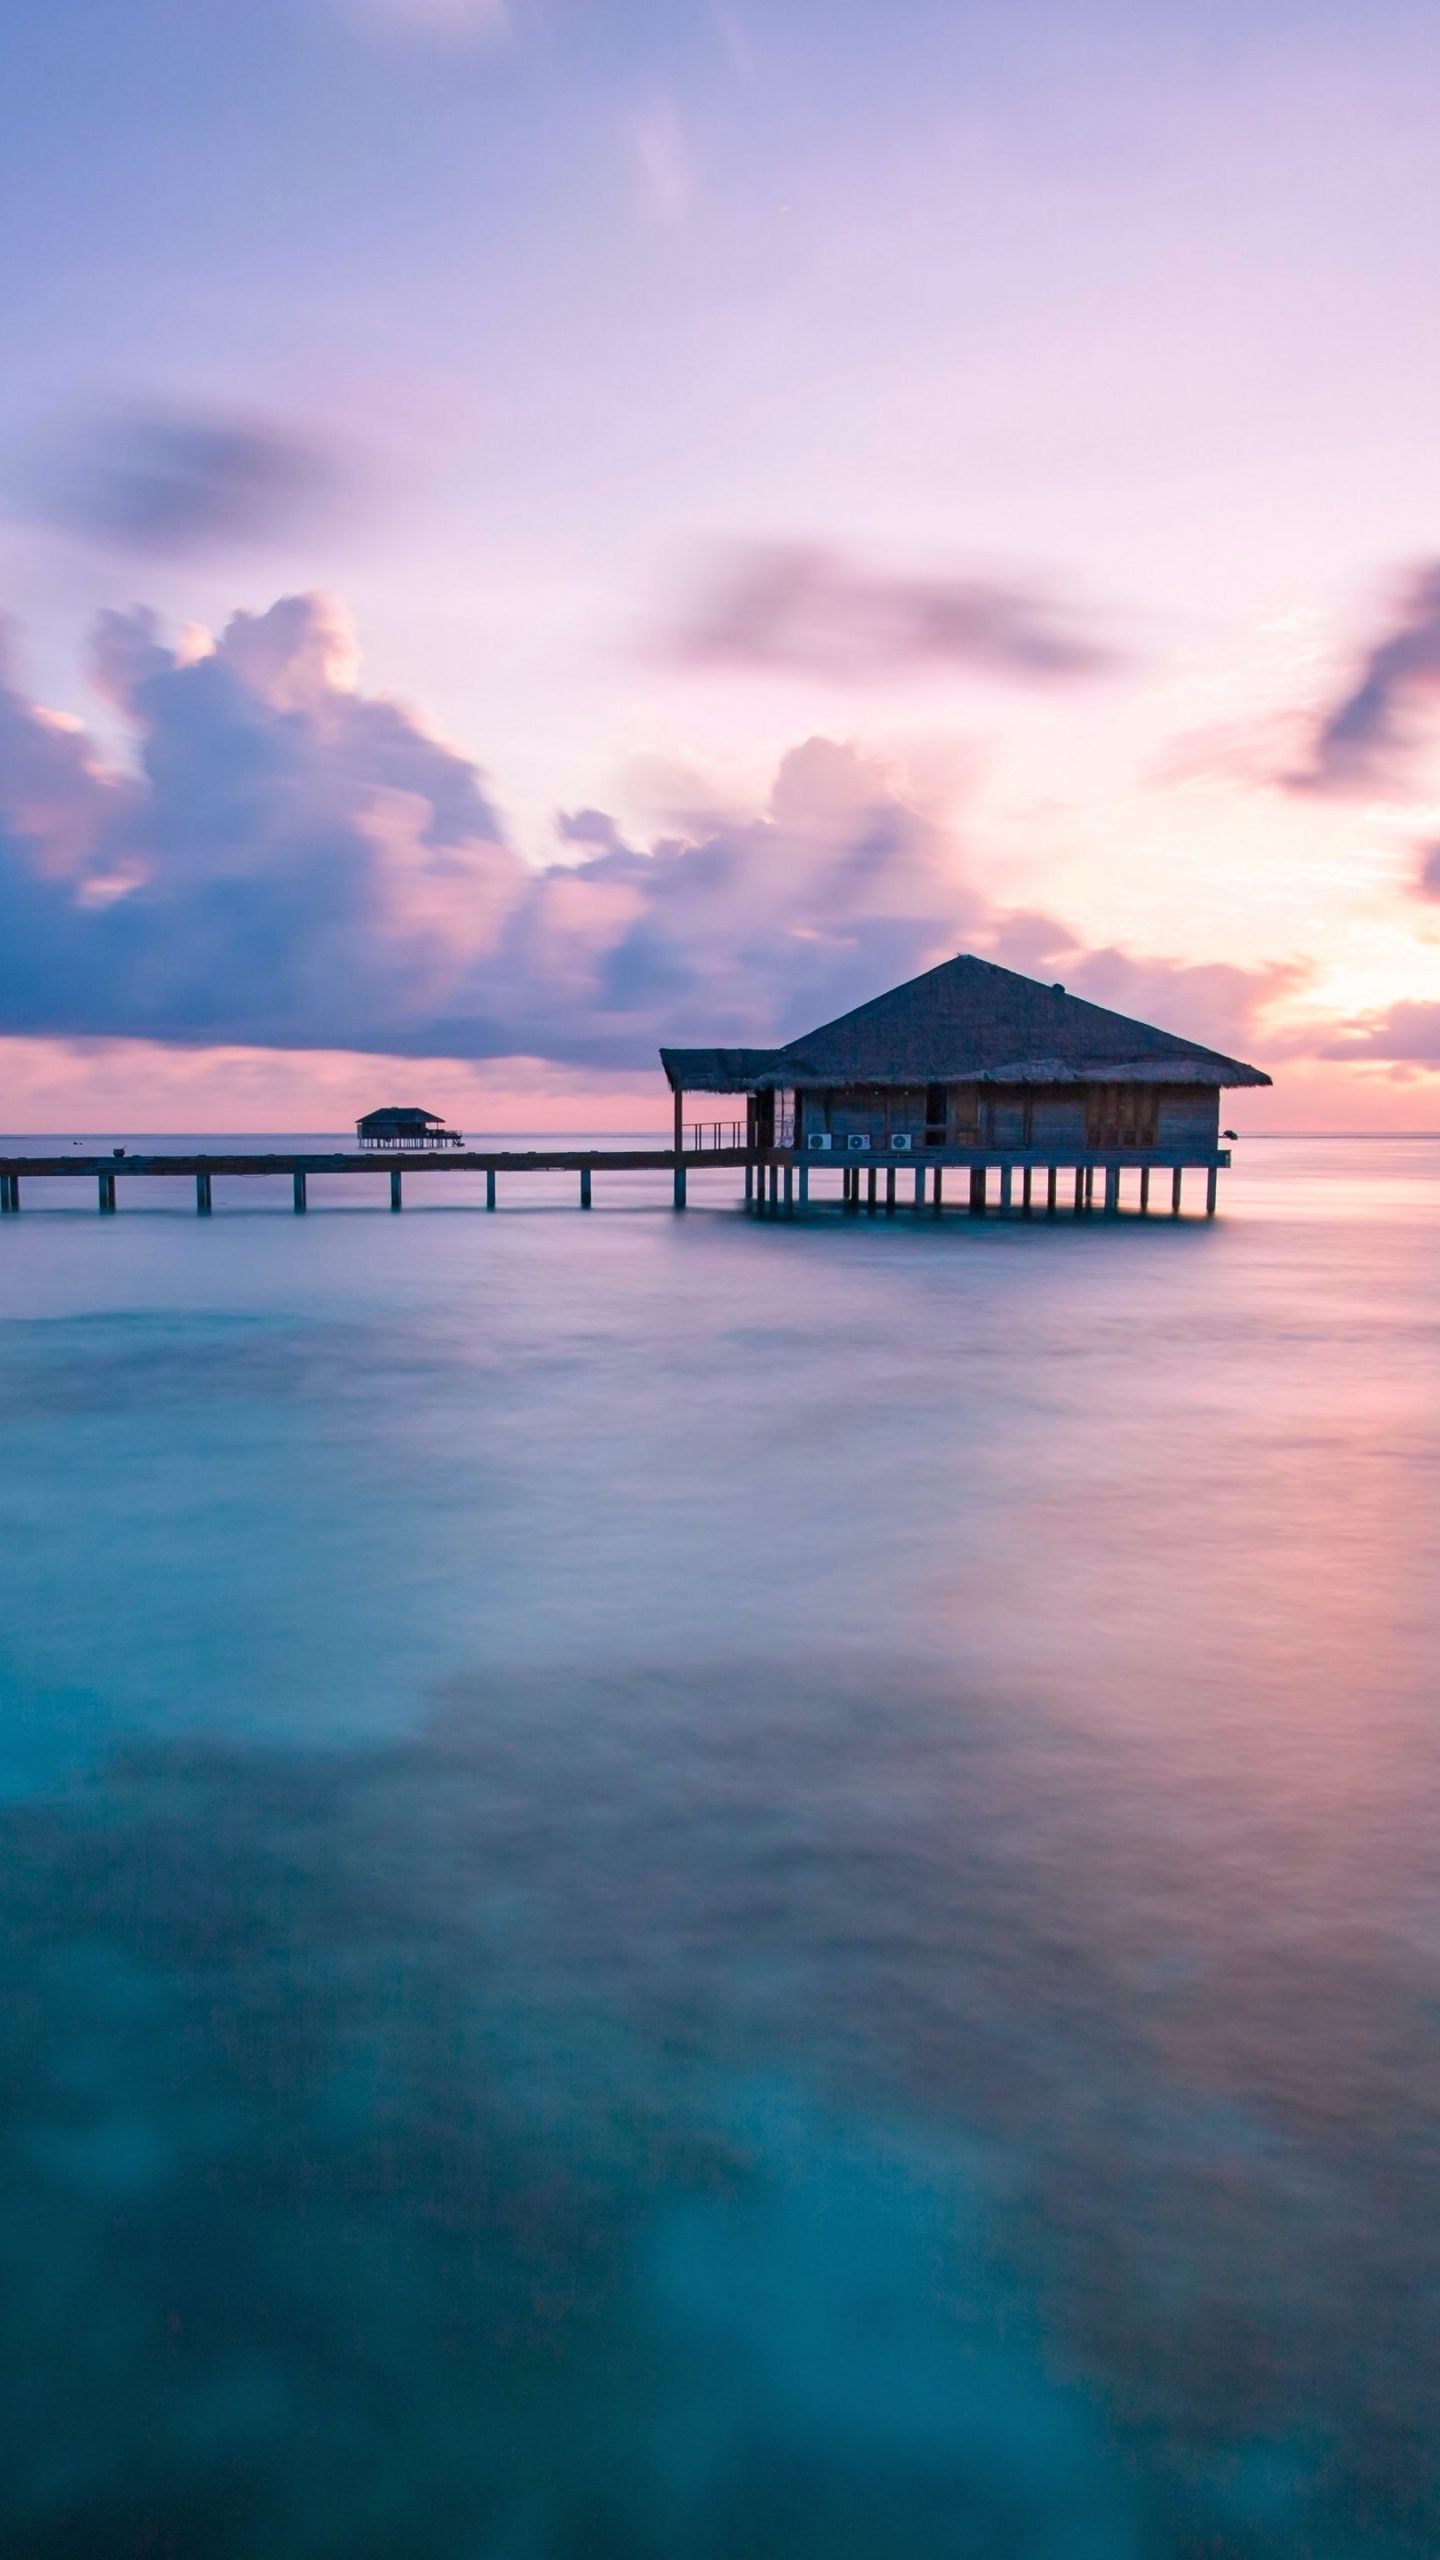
(1, 1134), (1438, 2558)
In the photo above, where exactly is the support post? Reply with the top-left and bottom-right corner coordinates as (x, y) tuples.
(1172, 1166), (1183, 1216)
(744, 1160), (753, 1202)
(390, 1166), (402, 1212)
(1104, 1165), (1120, 1217)
(196, 1172), (212, 1215)
(1047, 1167), (1057, 1217)
(486, 1169), (496, 1211)
(970, 1167), (986, 1217)
(771, 1162), (781, 1210)
(1139, 1167), (1150, 1216)
(1084, 1164), (1095, 1209)
(673, 1085), (687, 1210)
(1022, 1166), (1032, 1217)
(783, 1164), (793, 1214)
(885, 1166), (896, 1216)
(0, 1174), (15, 1212)
(914, 1165), (925, 1209)
(866, 1165), (877, 1215)
(1000, 1165), (1013, 1219)
(99, 1171), (116, 1213)
(799, 1164), (809, 1208)
(932, 1167), (944, 1217)
(1206, 1165), (1218, 1217)
(293, 1169), (307, 1214)
(580, 1166), (592, 1209)
(1073, 1167), (1085, 1216)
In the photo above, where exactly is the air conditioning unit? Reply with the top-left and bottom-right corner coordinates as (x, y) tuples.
(890, 1133), (914, 1152)
(807, 1132), (833, 1152)
(846, 1134), (871, 1152)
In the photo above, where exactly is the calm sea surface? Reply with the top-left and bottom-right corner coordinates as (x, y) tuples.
(1, 1135), (1438, 2557)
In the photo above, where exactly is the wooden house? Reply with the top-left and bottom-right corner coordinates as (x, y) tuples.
(660, 953), (1270, 1214)
(356, 1107), (463, 1150)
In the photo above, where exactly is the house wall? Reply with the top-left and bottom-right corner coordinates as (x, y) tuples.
(792, 1080), (1223, 1150)
(1027, 1089), (1088, 1147)
(818, 1087), (926, 1144)
(1155, 1087), (1220, 1148)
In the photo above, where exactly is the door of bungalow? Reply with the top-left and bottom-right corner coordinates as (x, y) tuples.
(1085, 1086), (1159, 1149)
(983, 1093), (1030, 1148)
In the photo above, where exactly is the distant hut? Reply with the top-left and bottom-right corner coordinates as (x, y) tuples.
(356, 1107), (463, 1150)
(661, 953), (1270, 1212)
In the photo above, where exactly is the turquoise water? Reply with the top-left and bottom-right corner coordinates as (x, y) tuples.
(2, 1137), (1438, 2556)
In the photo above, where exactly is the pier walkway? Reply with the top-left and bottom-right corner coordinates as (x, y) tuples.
(0, 1142), (1230, 1219)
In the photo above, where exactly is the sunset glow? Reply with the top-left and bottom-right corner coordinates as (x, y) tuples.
(3, 0), (1440, 1119)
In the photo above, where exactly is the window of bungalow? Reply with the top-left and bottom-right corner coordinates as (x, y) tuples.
(1085, 1085), (1159, 1148)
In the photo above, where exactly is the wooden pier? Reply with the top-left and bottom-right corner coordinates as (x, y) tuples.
(0, 1142), (1229, 1219)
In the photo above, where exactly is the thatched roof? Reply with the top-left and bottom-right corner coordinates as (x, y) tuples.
(661, 953), (1271, 1093)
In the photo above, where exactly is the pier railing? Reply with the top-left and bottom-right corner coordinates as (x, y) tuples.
(686, 1121), (746, 1150)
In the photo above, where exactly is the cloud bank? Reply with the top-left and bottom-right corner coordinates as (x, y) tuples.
(671, 544), (1117, 685)
(0, 592), (1277, 1071)
(1318, 1003), (1440, 1065)
(1297, 565), (1440, 794)
(4, 406), (345, 557)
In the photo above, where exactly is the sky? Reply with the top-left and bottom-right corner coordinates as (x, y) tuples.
(3, 0), (1440, 1130)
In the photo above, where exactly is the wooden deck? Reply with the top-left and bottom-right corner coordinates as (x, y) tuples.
(0, 1142), (1231, 1219)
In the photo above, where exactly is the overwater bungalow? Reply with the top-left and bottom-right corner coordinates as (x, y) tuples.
(355, 1107), (464, 1149)
(661, 952), (1271, 1216)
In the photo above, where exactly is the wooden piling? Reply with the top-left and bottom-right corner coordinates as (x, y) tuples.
(1206, 1165), (1218, 1217)
(1047, 1166), (1057, 1217)
(196, 1173), (212, 1215)
(1022, 1166), (1032, 1217)
(1139, 1166), (1150, 1216)
(885, 1165), (896, 1215)
(866, 1164), (878, 1214)
(914, 1164), (925, 1209)
(1000, 1164), (1014, 1218)
(784, 1163), (794, 1214)
(580, 1166), (592, 1209)
(1172, 1166), (1183, 1216)
(932, 1167), (944, 1217)
(486, 1170), (496, 1210)
(1073, 1167), (1085, 1216)
(293, 1169), (307, 1214)
(1104, 1165), (1120, 1217)
(799, 1163), (809, 1207)
(390, 1166), (402, 1212)
(99, 1172), (116, 1213)
(673, 1085), (687, 1210)
(970, 1166), (986, 1217)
